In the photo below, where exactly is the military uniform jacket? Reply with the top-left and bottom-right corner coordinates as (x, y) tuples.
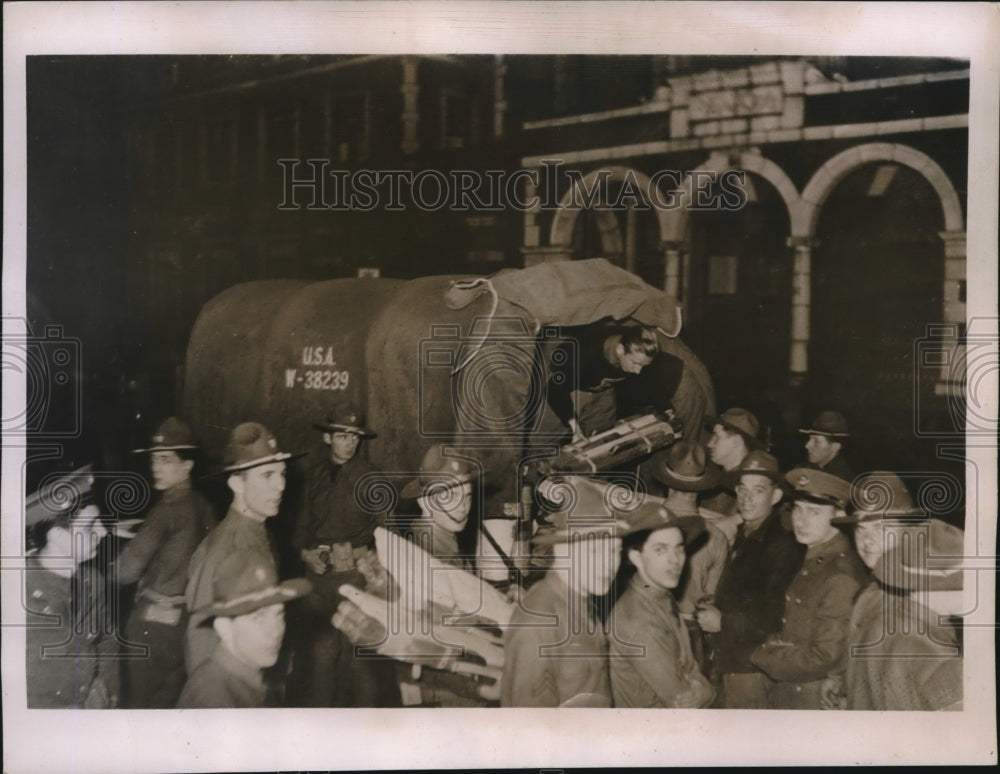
(751, 531), (868, 709)
(176, 643), (268, 708)
(666, 498), (730, 616)
(609, 575), (715, 708)
(117, 481), (217, 598)
(25, 558), (119, 708)
(711, 509), (805, 675)
(291, 454), (377, 551)
(185, 507), (278, 671)
(501, 571), (611, 707)
(845, 582), (962, 711)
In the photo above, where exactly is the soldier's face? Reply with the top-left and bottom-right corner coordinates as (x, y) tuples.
(326, 431), (360, 464)
(616, 344), (654, 375)
(568, 532), (622, 596)
(219, 603), (286, 669)
(427, 482), (472, 533)
(854, 520), (884, 569)
(630, 526), (686, 591)
(805, 435), (840, 468)
(234, 462), (287, 521)
(791, 501), (839, 546)
(150, 451), (193, 491)
(735, 474), (780, 525)
(708, 425), (746, 471)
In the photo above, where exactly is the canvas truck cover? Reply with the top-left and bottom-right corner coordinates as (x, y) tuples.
(183, 261), (714, 513)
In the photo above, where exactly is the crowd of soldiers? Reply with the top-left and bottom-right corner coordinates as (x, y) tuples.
(23, 325), (964, 711)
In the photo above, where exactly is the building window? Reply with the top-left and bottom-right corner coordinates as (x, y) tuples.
(326, 91), (370, 162)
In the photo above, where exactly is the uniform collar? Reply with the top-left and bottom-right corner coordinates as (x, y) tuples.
(804, 529), (850, 559)
(627, 573), (676, 606)
(740, 508), (781, 542)
(161, 479), (192, 502)
(26, 554), (72, 592)
(225, 506), (267, 529)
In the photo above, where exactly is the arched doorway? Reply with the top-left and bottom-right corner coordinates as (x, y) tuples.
(685, 172), (793, 406)
(568, 202), (664, 287)
(809, 162), (945, 470)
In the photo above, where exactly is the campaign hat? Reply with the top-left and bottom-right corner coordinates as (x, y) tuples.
(400, 444), (481, 499)
(705, 407), (768, 451)
(648, 440), (721, 492)
(872, 518), (964, 592)
(218, 422), (305, 474)
(313, 401), (376, 438)
(725, 449), (785, 489)
(833, 471), (924, 524)
(132, 417), (199, 453)
(203, 556), (311, 619)
(798, 410), (850, 438)
(620, 501), (706, 547)
(531, 474), (630, 546)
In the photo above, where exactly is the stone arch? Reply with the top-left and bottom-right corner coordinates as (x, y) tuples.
(548, 165), (668, 254)
(793, 142), (964, 238)
(659, 151), (800, 243)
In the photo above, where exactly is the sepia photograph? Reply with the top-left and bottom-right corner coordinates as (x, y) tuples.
(2, 2), (997, 771)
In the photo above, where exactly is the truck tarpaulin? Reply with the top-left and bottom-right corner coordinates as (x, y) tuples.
(183, 260), (714, 513)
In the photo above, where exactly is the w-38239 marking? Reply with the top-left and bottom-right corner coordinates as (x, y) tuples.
(284, 368), (350, 390)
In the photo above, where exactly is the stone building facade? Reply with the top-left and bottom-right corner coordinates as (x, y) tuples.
(515, 57), (968, 470)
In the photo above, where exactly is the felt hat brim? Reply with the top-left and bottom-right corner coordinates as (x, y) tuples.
(621, 513), (706, 546)
(797, 428), (850, 438)
(203, 577), (312, 619)
(704, 416), (768, 451)
(205, 450), (308, 477)
(313, 422), (377, 438)
(832, 508), (925, 525)
(530, 518), (629, 546)
(652, 463), (721, 492)
(399, 468), (479, 500)
(132, 443), (199, 453)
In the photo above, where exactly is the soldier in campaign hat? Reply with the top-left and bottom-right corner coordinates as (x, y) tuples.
(116, 417), (217, 708)
(749, 468), (867, 709)
(695, 450), (805, 708)
(177, 556), (310, 708)
(288, 401), (392, 707)
(701, 407), (769, 516)
(799, 410), (855, 482)
(609, 502), (715, 708)
(185, 422), (304, 674)
(647, 440), (736, 673)
(376, 445), (488, 707)
(820, 472), (963, 711)
(502, 476), (628, 707)
(398, 444), (482, 565)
